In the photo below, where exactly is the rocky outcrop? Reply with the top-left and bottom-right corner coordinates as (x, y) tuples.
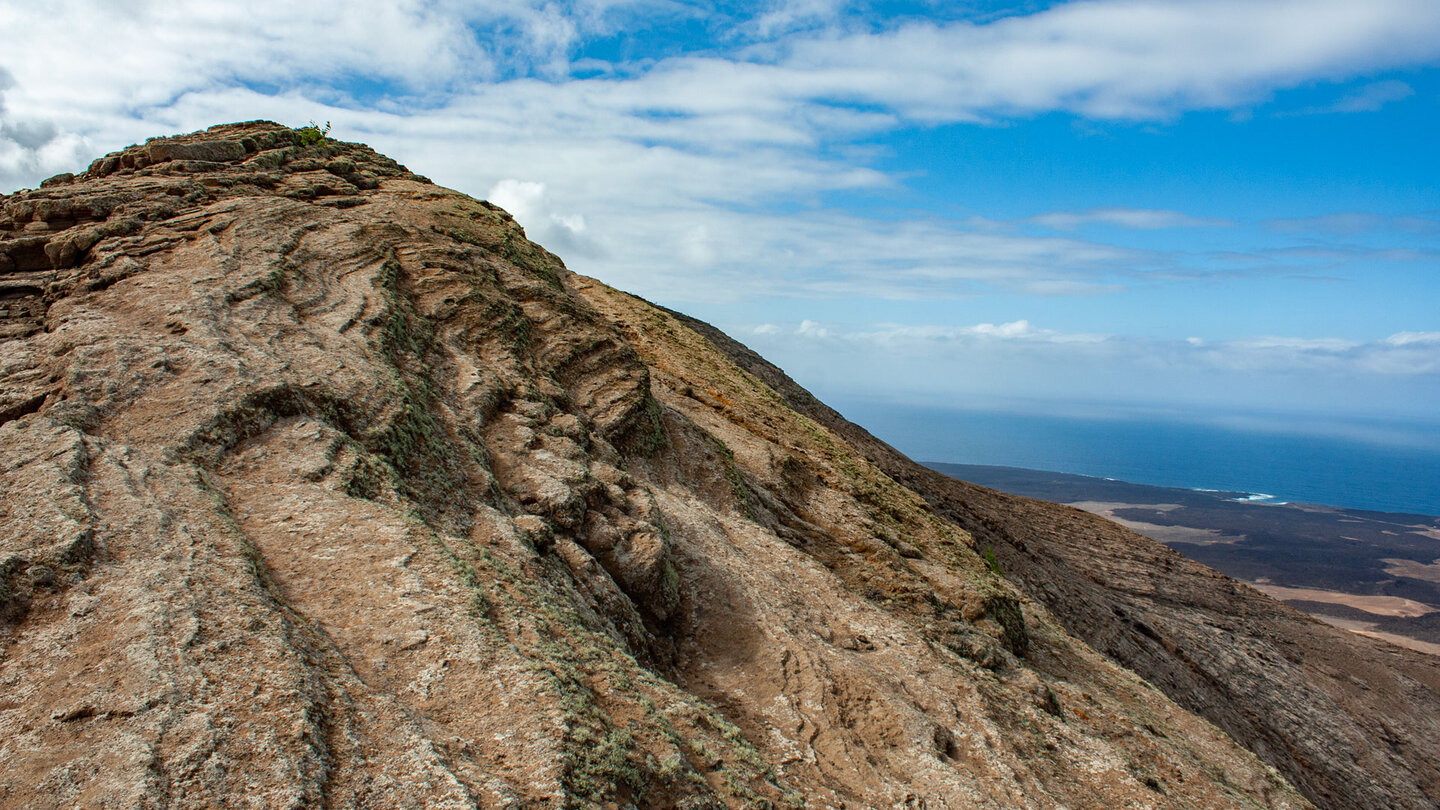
(669, 311), (1440, 810)
(0, 120), (1373, 808)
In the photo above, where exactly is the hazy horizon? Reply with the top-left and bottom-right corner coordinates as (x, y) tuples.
(3, 0), (1436, 442)
(825, 393), (1440, 515)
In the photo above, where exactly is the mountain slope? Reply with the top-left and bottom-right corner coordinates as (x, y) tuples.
(0, 121), (1388, 808)
(666, 313), (1440, 810)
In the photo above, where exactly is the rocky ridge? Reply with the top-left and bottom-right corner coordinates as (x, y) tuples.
(0, 121), (1411, 808)
(668, 313), (1440, 810)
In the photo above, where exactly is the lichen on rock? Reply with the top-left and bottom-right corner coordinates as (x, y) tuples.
(0, 121), (1411, 809)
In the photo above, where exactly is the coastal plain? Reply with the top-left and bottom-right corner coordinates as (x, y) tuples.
(928, 463), (1440, 653)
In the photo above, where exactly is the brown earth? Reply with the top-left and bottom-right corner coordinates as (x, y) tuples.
(668, 312), (1440, 810)
(1303, 615), (1440, 658)
(1385, 557), (1440, 585)
(1065, 502), (1240, 546)
(0, 121), (1426, 809)
(1247, 584), (1436, 619)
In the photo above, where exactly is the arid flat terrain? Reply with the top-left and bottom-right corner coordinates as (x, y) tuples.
(930, 463), (1440, 649)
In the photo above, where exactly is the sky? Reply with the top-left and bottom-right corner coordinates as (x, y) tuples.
(2, 0), (1438, 443)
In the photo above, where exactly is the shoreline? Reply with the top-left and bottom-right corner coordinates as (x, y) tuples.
(927, 461), (1440, 652)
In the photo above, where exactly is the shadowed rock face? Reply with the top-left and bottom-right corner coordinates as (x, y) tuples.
(0, 121), (1386, 808)
(668, 312), (1440, 810)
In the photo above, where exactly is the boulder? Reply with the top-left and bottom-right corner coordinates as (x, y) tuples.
(146, 138), (246, 164)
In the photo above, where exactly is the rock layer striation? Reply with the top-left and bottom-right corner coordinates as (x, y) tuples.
(669, 312), (1440, 810)
(0, 122), (1421, 808)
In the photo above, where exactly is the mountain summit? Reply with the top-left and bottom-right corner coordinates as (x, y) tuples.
(1, 122), (1435, 809)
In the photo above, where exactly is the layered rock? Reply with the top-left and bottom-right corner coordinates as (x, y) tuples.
(0, 121), (1381, 808)
(670, 311), (1440, 810)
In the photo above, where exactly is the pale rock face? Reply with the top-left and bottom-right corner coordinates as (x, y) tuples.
(0, 121), (1419, 809)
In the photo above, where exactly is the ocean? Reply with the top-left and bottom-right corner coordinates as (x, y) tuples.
(827, 399), (1440, 517)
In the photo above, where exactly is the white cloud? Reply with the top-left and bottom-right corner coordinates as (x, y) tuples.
(743, 321), (1440, 423)
(0, 0), (1433, 429)
(796, 319), (831, 338)
(1174, 332), (1440, 375)
(1386, 331), (1440, 346)
(847, 320), (1111, 345)
(487, 179), (549, 221)
(748, 0), (854, 38)
(1, 0), (1436, 309)
(5, 0), (1439, 188)
(1027, 208), (1234, 231)
(759, 320), (1440, 377)
(1321, 79), (1415, 113)
(568, 206), (1158, 302)
(776, 0), (1440, 121)
(1265, 213), (1440, 235)
(680, 226), (717, 267)
(1226, 336), (1360, 352)
(486, 178), (598, 257)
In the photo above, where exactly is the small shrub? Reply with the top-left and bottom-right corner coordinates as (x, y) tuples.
(296, 120), (331, 146)
(983, 545), (1003, 576)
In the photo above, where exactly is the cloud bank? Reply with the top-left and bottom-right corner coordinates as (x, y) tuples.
(5, 0), (1439, 186)
(757, 319), (1440, 376)
(1, 0), (1435, 417)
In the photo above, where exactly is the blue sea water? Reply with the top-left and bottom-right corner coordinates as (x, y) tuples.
(828, 399), (1440, 517)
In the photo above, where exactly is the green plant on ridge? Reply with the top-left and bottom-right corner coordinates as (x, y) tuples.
(983, 545), (1004, 576)
(296, 120), (332, 145)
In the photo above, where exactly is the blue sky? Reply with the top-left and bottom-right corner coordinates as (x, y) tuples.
(2, 0), (1438, 437)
